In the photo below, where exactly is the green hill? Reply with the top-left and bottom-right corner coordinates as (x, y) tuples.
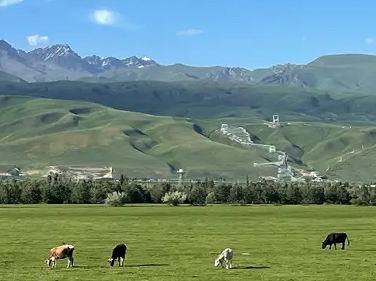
(210, 121), (376, 182)
(1, 80), (376, 125)
(1, 95), (376, 182)
(0, 95), (281, 180)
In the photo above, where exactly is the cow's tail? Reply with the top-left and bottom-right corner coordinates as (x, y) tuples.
(347, 236), (350, 246)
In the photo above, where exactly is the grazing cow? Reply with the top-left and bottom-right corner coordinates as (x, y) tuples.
(322, 232), (350, 250)
(214, 248), (233, 269)
(45, 242), (75, 268)
(108, 243), (127, 267)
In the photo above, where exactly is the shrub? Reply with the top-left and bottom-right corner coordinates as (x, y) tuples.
(162, 191), (187, 206)
(205, 192), (216, 204)
(105, 191), (127, 207)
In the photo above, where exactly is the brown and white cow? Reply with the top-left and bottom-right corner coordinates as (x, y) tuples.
(45, 242), (75, 268)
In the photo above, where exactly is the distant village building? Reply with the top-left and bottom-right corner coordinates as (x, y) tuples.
(47, 166), (113, 182)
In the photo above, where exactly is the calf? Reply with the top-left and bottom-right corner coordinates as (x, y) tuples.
(322, 232), (350, 250)
(214, 248), (233, 269)
(108, 243), (127, 267)
(45, 242), (75, 268)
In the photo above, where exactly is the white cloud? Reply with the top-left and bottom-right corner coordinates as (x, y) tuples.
(90, 9), (117, 25)
(0, 0), (25, 7)
(89, 9), (139, 31)
(364, 37), (374, 44)
(176, 28), (203, 36)
(26, 34), (49, 46)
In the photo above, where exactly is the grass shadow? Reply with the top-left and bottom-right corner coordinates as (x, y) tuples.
(70, 265), (108, 269)
(48, 264), (169, 269)
(232, 266), (270, 270)
(125, 263), (169, 268)
(351, 249), (376, 252)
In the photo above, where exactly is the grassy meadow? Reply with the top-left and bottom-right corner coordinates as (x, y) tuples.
(1, 204), (376, 280)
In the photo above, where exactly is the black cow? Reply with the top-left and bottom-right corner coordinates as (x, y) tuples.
(322, 232), (350, 250)
(108, 243), (127, 267)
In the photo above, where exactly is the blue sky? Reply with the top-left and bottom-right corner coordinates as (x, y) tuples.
(0, 0), (375, 69)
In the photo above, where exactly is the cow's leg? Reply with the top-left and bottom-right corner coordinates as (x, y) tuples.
(329, 244), (332, 249)
(334, 243), (337, 250)
(118, 257), (121, 267)
(342, 242), (345, 250)
(229, 260), (233, 269)
(67, 259), (70, 268)
(225, 259), (229, 269)
(121, 257), (124, 266)
(71, 257), (74, 267)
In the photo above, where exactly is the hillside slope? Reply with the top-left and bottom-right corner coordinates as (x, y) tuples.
(210, 121), (376, 182)
(0, 95), (280, 180)
(0, 71), (25, 83)
(1, 80), (376, 125)
(1, 96), (376, 182)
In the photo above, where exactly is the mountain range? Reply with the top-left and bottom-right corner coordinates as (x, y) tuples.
(2, 39), (376, 181)
(1, 39), (376, 94)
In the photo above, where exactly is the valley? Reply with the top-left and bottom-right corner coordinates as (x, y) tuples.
(1, 40), (376, 183)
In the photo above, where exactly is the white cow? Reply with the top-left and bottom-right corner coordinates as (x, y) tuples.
(214, 248), (233, 269)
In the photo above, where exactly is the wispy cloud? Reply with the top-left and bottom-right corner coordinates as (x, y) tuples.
(364, 37), (375, 44)
(176, 28), (203, 36)
(90, 9), (117, 25)
(26, 34), (49, 46)
(89, 9), (139, 31)
(0, 0), (25, 7)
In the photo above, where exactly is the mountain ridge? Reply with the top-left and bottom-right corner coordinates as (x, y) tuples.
(1, 39), (376, 94)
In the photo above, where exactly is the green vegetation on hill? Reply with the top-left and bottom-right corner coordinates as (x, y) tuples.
(0, 95), (280, 180)
(1, 95), (376, 182)
(1, 80), (376, 125)
(210, 122), (376, 182)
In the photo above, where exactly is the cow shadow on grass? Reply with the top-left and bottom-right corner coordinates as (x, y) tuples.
(73, 263), (168, 269)
(72, 264), (168, 269)
(232, 265), (270, 270)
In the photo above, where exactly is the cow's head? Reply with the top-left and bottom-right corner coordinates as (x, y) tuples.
(321, 242), (327, 249)
(214, 257), (222, 267)
(46, 257), (54, 266)
(108, 258), (115, 267)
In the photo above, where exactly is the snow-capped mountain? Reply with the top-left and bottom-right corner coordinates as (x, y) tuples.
(0, 39), (158, 81)
(2, 38), (363, 92)
(84, 55), (157, 71)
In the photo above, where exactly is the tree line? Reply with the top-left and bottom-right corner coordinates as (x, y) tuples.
(0, 174), (376, 206)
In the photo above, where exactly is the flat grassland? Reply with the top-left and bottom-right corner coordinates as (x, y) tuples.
(1, 205), (376, 280)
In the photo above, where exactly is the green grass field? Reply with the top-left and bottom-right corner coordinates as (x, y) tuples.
(1, 205), (376, 280)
